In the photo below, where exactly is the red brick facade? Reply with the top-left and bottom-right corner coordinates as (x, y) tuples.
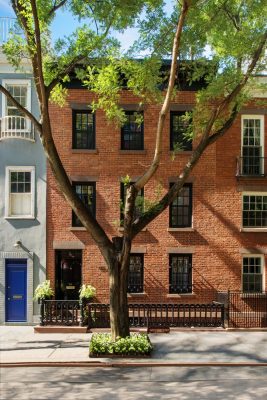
(47, 87), (267, 304)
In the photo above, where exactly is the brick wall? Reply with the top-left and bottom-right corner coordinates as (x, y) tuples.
(47, 88), (267, 304)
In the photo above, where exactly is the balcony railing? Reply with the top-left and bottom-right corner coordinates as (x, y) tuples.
(0, 116), (35, 141)
(0, 17), (22, 44)
(236, 157), (266, 177)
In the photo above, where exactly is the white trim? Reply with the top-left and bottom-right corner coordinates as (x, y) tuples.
(1, 79), (31, 116)
(241, 115), (265, 173)
(241, 254), (265, 292)
(5, 166), (35, 219)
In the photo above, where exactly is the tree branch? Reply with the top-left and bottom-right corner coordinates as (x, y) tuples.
(30, 0), (47, 107)
(46, 55), (85, 96)
(134, 0), (191, 191)
(0, 84), (42, 133)
(48, 0), (68, 17)
(132, 27), (267, 237)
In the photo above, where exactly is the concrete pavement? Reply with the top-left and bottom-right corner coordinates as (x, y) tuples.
(1, 366), (267, 399)
(1, 326), (267, 365)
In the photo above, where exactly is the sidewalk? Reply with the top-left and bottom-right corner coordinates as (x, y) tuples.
(1, 326), (267, 365)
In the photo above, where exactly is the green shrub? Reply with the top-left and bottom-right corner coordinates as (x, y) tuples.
(89, 333), (153, 356)
(34, 280), (54, 301)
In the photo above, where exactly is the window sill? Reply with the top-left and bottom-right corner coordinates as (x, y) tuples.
(168, 227), (194, 232)
(72, 149), (98, 154)
(240, 228), (267, 232)
(127, 293), (147, 297)
(69, 227), (87, 231)
(119, 150), (147, 155)
(167, 293), (195, 298)
(5, 216), (35, 220)
(118, 227), (147, 232)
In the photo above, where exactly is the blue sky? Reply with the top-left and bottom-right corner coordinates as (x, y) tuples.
(1, 0), (175, 51)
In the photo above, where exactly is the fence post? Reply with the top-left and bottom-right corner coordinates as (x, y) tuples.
(79, 298), (84, 326)
(40, 299), (45, 326)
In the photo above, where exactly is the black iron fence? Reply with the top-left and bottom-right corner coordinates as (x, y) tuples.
(40, 300), (81, 326)
(87, 303), (225, 329)
(228, 291), (267, 328)
(40, 294), (267, 329)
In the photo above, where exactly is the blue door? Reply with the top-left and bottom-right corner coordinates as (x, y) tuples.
(5, 259), (27, 322)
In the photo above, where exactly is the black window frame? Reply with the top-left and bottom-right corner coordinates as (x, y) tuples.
(170, 111), (193, 151)
(242, 256), (263, 293)
(242, 194), (267, 228)
(72, 182), (96, 227)
(169, 183), (193, 228)
(120, 182), (144, 224)
(169, 254), (192, 294)
(127, 254), (144, 293)
(72, 110), (95, 150)
(121, 111), (144, 150)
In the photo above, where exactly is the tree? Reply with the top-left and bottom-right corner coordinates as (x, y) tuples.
(0, 0), (266, 340)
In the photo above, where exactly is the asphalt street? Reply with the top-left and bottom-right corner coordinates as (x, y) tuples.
(1, 366), (267, 399)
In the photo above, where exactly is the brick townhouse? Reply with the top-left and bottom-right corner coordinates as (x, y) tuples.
(47, 71), (267, 310)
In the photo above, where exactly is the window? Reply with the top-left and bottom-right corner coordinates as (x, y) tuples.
(72, 111), (95, 149)
(170, 111), (192, 151)
(120, 182), (144, 224)
(242, 194), (267, 228)
(72, 182), (96, 227)
(169, 183), (192, 228)
(242, 256), (263, 293)
(169, 254), (192, 294)
(121, 111), (144, 150)
(241, 115), (264, 175)
(5, 166), (35, 218)
(128, 254), (144, 293)
(2, 79), (31, 131)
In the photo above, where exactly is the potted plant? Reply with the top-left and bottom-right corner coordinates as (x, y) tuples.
(79, 284), (96, 301)
(79, 284), (96, 326)
(34, 280), (54, 303)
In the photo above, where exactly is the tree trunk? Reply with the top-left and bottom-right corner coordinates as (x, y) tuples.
(109, 258), (130, 340)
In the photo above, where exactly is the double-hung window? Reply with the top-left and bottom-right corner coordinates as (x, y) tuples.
(242, 194), (267, 228)
(72, 110), (95, 149)
(128, 254), (144, 293)
(120, 182), (144, 223)
(169, 183), (192, 228)
(5, 166), (35, 218)
(72, 182), (96, 227)
(1, 79), (32, 140)
(241, 115), (264, 176)
(170, 111), (192, 151)
(121, 111), (144, 150)
(169, 254), (192, 294)
(242, 256), (263, 293)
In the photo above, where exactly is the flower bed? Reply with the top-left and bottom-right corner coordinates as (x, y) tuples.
(89, 333), (153, 357)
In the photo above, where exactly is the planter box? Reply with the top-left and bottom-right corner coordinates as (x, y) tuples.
(89, 352), (152, 358)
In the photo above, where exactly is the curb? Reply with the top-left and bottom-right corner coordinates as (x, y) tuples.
(1, 361), (267, 368)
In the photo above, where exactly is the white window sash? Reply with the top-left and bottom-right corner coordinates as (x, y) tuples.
(5, 166), (35, 219)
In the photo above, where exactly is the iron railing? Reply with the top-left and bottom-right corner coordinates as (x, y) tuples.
(0, 17), (22, 44)
(40, 300), (81, 326)
(0, 116), (35, 141)
(236, 157), (266, 177)
(228, 291), (267, 328)
(87, 303), (225, 329)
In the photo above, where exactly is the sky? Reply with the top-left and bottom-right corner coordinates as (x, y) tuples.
(0, 0), (175, 51)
